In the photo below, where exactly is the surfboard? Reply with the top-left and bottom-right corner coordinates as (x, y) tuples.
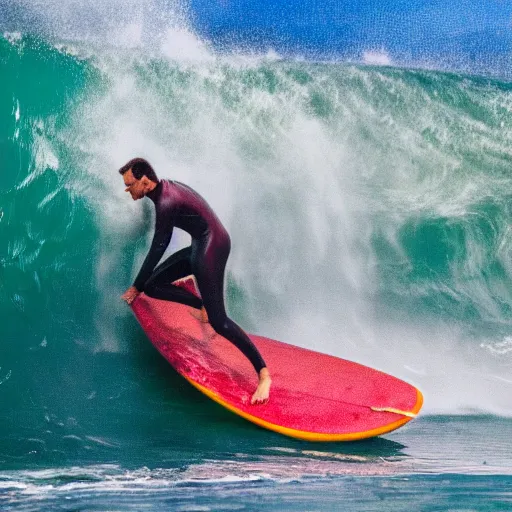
(131, 277), (423, 441)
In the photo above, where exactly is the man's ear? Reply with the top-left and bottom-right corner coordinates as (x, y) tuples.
(141, 175), (150, 186)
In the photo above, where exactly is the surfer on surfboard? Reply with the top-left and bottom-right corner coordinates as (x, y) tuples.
(119, 158), (271, 405)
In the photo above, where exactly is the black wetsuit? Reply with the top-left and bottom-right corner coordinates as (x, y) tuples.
(134, 179), (266, 374)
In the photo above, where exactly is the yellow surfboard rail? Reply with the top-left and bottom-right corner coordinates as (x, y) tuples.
(185, 376), (424, 442)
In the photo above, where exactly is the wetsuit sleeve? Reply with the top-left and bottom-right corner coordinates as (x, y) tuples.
(133, 213), (173, 292)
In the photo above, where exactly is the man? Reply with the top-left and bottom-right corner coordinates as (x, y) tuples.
(119, 158), (271, 404)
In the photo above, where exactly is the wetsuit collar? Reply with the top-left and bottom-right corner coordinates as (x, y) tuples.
(146, 180), (163, 203)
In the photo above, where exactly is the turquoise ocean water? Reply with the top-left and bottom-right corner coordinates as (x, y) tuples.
(1, 7), (512, 509)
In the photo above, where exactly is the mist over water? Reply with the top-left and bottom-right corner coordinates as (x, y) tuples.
(2, 2), (512, 470)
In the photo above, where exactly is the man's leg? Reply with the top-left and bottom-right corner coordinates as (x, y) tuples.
(144, 247), (203, 309)
(192, 237), (271, 403)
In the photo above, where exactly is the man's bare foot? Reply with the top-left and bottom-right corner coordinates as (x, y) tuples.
(190, 306), (209, 324)
(189, 307), (216, 340)
(251, 368), (271, 405)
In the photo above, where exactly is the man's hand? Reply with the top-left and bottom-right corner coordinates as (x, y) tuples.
(121, 286), (140, 305)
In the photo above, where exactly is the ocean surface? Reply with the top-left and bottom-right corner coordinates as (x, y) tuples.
(2, 3), (512, 509)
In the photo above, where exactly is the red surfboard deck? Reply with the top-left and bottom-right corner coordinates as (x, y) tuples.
(131, 278), (423, 441)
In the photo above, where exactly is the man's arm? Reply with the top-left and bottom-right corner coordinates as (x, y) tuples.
(132, 214), (174, 292)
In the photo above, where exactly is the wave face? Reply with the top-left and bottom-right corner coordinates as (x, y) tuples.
(2, 20), (512, 465)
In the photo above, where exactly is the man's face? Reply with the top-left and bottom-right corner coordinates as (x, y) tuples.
(123, 169), (145, 201)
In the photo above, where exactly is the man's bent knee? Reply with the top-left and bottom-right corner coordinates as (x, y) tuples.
(209, 316), (230, 335)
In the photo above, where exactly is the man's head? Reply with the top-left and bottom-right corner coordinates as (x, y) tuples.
(119, 158), (159, 201)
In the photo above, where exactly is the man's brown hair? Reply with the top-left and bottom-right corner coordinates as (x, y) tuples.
(118, 158), (159, 183)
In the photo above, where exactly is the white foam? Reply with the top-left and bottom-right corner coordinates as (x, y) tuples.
(0, 368), (12, 385)
(161, 27), (214, 63)
(114, 23), (143, 49)
(363, 49), (393, 66)
(3, 31), (22, 43)
(481, 336), (512, 355)
(14, 98), (20, 122)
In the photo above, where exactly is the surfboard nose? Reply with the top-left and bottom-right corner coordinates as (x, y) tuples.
(371, 387), (424, 418)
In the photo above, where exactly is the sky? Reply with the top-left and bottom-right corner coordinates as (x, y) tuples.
(189, 0), (512, 60)
(1, 0), (511, 75)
